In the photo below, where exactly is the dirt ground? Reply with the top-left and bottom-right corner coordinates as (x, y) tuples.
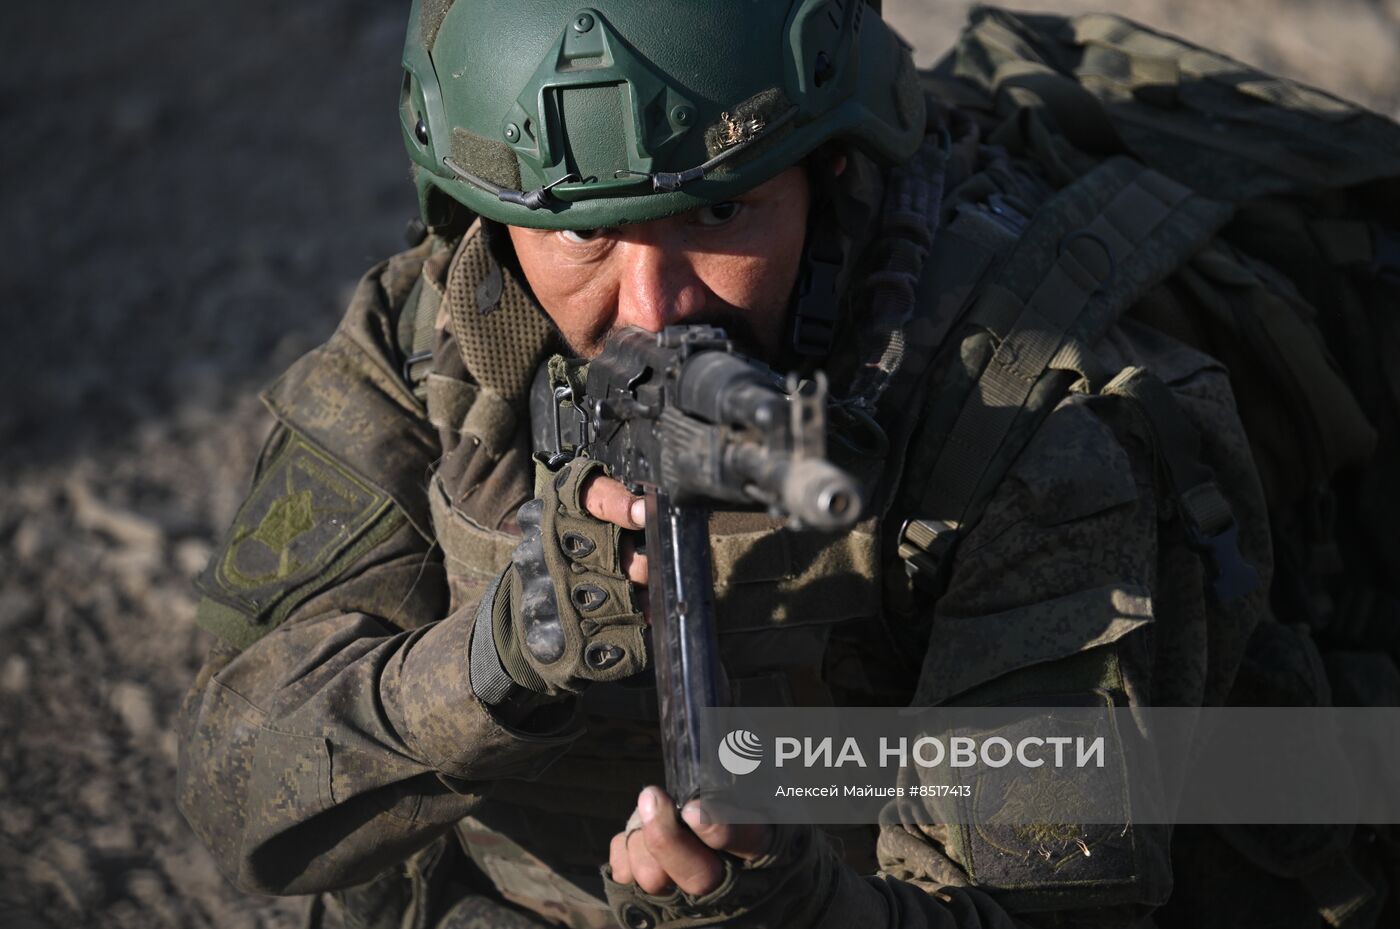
(0, 2), (1395, 927)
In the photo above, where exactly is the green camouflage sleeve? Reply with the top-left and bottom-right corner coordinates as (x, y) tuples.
(175, 245), (580, 896)
(859, 322), (1273, 926)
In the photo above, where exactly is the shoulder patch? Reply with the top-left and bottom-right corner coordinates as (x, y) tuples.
(196, 431), (403, 648)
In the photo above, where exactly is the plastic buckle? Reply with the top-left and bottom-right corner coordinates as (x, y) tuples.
(1185, 520), (1261, 604)
(897, 518), (960, 594)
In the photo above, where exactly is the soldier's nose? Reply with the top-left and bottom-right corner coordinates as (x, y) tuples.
(613, 238), (707, 333)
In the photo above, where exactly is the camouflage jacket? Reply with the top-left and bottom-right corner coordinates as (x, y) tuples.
(177, 143), (1277, 928)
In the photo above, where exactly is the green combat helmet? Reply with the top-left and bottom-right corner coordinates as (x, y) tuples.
(400, 0), (926, 232)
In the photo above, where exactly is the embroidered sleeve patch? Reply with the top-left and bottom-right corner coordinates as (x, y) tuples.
(196, 431), (400, 647)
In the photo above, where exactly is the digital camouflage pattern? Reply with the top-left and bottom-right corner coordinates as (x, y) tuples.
(176, 5), (1400, 929)
(179, 198), (1269, 929)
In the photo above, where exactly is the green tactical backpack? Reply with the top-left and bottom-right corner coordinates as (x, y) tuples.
(917, 4), (1400, 696)
(894, 8), (1400, 926)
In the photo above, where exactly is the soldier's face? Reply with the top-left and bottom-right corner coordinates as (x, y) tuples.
(507, 166), (810, 361)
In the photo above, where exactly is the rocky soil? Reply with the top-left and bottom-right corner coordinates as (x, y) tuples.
(0, 1), (1394, 927)
(0, 2), (411, 926)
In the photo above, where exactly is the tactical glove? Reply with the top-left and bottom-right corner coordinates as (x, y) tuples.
(470, 458), (648, 704)
(601, 824), (838, 929)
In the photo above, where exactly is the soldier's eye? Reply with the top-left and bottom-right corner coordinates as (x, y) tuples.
(697, 202), (741, 226)
(561, 227), (609, 244)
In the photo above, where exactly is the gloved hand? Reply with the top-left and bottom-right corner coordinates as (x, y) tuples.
(470, 457), (650, 705)
(603, 788), (837, 929)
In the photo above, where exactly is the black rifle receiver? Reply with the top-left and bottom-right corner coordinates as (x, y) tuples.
(542, 325), (862, 805)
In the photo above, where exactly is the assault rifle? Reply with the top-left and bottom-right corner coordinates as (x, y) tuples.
(536, 325), (861, 805)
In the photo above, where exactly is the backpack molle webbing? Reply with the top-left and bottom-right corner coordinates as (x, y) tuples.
(943, 7), (1400, 652)
(921, 12), (1400, 924)
(899, 157), (1233, 589)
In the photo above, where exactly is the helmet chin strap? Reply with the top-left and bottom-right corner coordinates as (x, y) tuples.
(789, 152), (848, 360)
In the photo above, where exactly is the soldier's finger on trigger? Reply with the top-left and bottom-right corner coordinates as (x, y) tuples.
(609, 832), (633, 885)
(619, 536), (649, 585)
(580, 473), (646, 530)
(625, 827), (673, 896)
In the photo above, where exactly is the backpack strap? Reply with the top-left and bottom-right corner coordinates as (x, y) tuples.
(898, 157), (1233, 590)
(1101, 366), (1260, 603)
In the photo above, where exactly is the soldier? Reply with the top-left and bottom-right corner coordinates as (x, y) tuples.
(177, 2), (1395, 928)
